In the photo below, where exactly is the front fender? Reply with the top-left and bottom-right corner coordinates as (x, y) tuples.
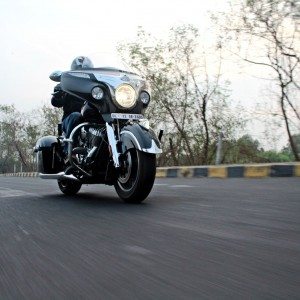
(120, 124), (162, 154)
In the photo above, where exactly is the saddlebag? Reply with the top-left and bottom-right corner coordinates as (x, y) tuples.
(34, 136), (63, 174)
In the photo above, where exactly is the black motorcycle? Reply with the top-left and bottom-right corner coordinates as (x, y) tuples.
(35, 65), (162, 203)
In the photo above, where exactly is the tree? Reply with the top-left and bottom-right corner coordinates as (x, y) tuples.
(39, 103), (62, 136)
(222, 134), (261, 163)
(0, 102), (63, 173)
(215, 0), (300, 160)
(221, 134), (293, 163)
(118, 25), (244, 166)
(0, 105), (34, 172)
(282, 133), (300, 156)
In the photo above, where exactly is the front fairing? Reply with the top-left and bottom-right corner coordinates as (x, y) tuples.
(60, 68), (150, 115)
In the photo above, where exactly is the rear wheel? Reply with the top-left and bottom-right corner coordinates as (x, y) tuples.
(115, 149), (156, 203)
(58, 179), (82, 195)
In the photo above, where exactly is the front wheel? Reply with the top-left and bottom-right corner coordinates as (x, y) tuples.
(114, 149), (156, 203)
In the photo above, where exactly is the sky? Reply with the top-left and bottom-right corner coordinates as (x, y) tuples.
(0, 0), (289, 149)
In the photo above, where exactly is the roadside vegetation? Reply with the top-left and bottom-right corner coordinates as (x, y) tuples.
(0, 103), (296, 173)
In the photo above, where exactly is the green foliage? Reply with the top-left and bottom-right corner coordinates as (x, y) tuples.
(222, 134), (261, 164)
(0, 104), (31, 172)
(221, 134), (294, 163)
(0, 101), (295, 173)
(40, 104), (62, 136)
(258, 150), (293, 162)
(0, 103), (61, 173)
(281, 134), (300, 159)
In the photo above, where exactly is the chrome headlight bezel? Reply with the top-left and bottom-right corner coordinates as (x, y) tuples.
(115, 84), (136, 109)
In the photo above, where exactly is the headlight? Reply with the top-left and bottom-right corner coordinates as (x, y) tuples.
(115, 84), (136, 109)
(140, 91), (150, 105)
(91, 86), (104, 100)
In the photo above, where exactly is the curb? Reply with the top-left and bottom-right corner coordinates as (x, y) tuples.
(156, 163), (300, 178)
(0, 172), (39, 178)
(1, 163), (300, 179)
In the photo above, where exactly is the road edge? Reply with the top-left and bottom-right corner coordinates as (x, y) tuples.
(0, 163), (299, 179)
(156, 163), (300, 178)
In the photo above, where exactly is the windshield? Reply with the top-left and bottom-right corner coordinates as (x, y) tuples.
(87, 51), (133, 72)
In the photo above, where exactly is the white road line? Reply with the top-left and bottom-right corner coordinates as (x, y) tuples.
(169, 185), (195, 188)
(0, 187), (39, 198)
(17, 225), (30, 235)
(124, 245), (152, 255)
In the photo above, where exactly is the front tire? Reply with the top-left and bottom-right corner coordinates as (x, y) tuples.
(58, 179), (82, 195)
(115, 149), (156, 203)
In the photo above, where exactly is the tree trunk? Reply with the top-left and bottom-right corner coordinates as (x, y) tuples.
(169, 138), (179, 166)
(201, 96), (210, 164)
(14, 142), (28, 169)
(280, 93), (300, 161)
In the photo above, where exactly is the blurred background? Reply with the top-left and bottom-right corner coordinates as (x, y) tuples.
(0, 0), (299, 172)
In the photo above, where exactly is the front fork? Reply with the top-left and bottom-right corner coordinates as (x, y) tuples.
(106, 122), (120, 168)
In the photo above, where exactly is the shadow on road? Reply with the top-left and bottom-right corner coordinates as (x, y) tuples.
(41, 192), (151, 209)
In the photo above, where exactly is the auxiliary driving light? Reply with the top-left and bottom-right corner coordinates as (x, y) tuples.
(140, 91), (150, 105)
(91, 86), (104, 100)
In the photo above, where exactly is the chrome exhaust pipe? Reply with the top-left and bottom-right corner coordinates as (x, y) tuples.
(39, 172), (80, 181)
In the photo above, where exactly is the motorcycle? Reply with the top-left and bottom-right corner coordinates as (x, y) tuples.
(34, 63), (162, 203)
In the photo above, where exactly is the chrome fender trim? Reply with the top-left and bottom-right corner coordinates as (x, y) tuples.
(142, 140), (162, 154)
(120, 131), (162, 154)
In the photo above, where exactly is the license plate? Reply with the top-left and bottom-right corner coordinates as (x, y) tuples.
(111, 113), (144, 120)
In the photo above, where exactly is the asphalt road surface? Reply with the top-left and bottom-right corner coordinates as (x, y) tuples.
(0, 176), (299, 299)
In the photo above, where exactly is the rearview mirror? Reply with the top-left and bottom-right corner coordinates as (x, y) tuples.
(49, 71), (62, 82)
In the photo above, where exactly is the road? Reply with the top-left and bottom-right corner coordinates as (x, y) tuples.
(0, 177), (299, 299)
